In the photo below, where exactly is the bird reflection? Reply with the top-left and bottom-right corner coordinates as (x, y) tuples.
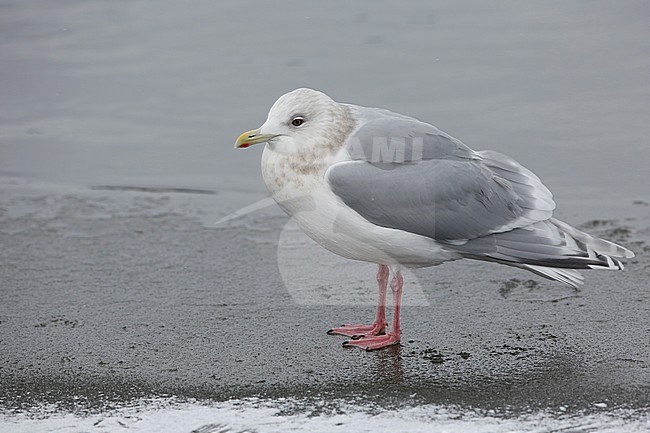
(371, 344), (404, 384)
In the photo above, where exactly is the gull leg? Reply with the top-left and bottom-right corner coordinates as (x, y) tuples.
(327, 264), (389, 338)
(343, 270), (403, 351)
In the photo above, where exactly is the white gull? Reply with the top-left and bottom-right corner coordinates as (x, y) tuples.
(235, 88), (634, 351)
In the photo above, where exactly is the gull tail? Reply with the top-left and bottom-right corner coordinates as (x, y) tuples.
(446, 218), (635, 288)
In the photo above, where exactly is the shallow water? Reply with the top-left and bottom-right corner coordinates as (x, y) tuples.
(1, 0), (648, 202)
(1, 0), (649, 431)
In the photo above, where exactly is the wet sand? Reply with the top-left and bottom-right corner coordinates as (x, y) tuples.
(1, 1), (649, 426)
(1, 179), (648, 414)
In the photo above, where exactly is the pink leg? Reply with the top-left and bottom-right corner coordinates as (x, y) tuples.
(343, 270), (403, 351)
(327, 264), (389, 339)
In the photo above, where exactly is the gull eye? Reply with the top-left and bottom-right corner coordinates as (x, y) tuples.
(291, 116), (305, 127)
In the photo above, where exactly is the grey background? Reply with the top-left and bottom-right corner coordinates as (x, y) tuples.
(1, 0), (649, 414)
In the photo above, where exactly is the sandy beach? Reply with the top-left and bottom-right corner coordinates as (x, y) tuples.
(1, 1), (648, 431)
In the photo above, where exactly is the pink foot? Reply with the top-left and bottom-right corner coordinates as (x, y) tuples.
(328, 264), (389, 339)
(327, 322), (386, 339)
(341, 270), (403, 351)
(342, 332), (400, 351)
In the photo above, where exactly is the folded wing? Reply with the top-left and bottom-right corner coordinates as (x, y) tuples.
(326, 110), (633, 287)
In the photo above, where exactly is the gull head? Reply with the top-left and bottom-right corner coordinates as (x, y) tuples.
(235, 88), (354, 156)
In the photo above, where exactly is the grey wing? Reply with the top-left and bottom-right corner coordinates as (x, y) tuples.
(329, 111), (555, 242)
(329, 110), (633, 287)
(342, 107), (477, 163)
(326, 156), (554, 242)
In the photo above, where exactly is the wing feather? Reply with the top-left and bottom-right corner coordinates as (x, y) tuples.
(325, 107), (633, 286)
(327, 112), (554, 242)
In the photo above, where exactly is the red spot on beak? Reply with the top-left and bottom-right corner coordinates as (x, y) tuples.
(239, 143), (250, 148)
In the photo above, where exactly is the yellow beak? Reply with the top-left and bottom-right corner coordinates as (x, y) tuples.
(234, 128), (278, 149)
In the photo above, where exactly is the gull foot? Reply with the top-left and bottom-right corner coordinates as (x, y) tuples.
(342, 333), (400, 351)
(327, 322), (386, 339)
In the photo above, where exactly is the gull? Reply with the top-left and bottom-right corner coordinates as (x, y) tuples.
(234, 88), (634, 351)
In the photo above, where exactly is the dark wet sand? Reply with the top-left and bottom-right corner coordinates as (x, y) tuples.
(1, 183), (648, 414)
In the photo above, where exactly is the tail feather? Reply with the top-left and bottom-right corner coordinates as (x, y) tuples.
(445, 218), (634, 287)
(522, 265), (585, 288)
(550, 218), (634, 259)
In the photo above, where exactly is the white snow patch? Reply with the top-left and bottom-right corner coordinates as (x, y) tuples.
(1, 397), (648, 433)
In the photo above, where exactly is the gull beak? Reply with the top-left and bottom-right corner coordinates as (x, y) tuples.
(234, 128), (278, 149)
